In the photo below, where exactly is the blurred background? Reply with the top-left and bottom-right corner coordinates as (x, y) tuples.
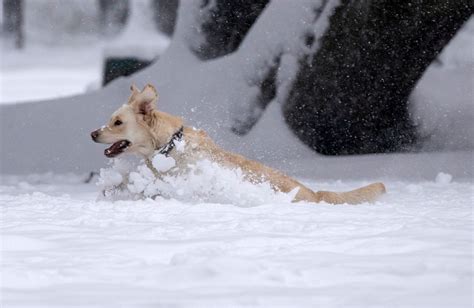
(0, 0), (473, 175)
(1, 0), (173, 103)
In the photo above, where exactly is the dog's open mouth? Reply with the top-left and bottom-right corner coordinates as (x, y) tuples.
(104, 140), (131, 158)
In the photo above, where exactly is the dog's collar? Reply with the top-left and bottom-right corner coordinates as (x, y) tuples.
(155, 126), (184, 157)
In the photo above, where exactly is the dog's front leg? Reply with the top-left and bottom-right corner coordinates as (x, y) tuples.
(144, 158), (162, 180)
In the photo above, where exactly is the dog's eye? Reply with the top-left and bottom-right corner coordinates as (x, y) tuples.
(114, 120), (123, 126)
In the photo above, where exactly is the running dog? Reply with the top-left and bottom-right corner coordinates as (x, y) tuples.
(91, 84), (386, 204)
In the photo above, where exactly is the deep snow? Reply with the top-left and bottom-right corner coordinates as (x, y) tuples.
(1, 170), (472, 308)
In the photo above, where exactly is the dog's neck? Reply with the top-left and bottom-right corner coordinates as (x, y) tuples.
(155, 126), (183, 156)
(143, 111), (184, 178)
(146, 110), (184, 153)
(144, 126), (182, 179)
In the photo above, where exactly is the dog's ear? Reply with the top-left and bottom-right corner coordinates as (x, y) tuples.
(128, 83), (140, 102)
(141, 84), (158, 104)
(129, 84), (158, 115)
(130, 84), (140, 94)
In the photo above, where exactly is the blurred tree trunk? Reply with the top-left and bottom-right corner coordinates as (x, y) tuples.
(152, 0), (179, 36)
(190, 0), (270, 60)
(98, 0), (129, 36)
(283, 0), (473, 155)
(3, 0), (24, 49)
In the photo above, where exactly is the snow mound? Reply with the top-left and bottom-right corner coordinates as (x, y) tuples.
(435, 172), (453, 185)
(98, 155), (298, 207)
(152, 154), (176, 172)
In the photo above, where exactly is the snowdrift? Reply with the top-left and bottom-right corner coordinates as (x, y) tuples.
(1, 173), (472, 307)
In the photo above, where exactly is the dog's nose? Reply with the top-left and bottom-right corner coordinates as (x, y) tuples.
(91, 130), (99, 141)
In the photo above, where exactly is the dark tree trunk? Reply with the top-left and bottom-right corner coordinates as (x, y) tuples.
(283, 0), (473, 155)
(98, 0), (129, 36)
(152, 0), (179, 36)
(191, 0), (270, 60)
(3, 0), (24, 48)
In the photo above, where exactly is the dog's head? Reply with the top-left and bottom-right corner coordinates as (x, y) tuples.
(91, 84), (160, 158)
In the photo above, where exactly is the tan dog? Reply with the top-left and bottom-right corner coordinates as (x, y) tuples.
(91, 84), (386, 204)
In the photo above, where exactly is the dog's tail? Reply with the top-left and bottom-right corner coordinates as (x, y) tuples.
(313, 182), (386, 205)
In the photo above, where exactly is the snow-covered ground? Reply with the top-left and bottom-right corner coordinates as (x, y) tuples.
(1, 170), (472, 308)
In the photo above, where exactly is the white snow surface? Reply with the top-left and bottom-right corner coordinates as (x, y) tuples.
(1, 170), (472, 308)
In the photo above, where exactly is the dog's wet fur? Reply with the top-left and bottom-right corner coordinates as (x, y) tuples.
(91, 84), (386, 204)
